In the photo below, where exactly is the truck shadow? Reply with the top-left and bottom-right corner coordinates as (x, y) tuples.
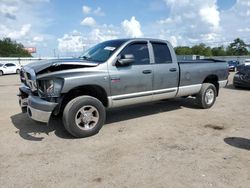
(225, 84), (250, 91)
(11, 98), (199, 141)
(106, 98), (199, 124)
(224, 137), (250, 150)
(10, 113), (74, 141)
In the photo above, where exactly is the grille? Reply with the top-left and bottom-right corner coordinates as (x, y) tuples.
(21, 69), (37, 91)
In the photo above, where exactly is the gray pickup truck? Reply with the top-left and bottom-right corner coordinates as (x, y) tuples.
(18, 38), (228, 138)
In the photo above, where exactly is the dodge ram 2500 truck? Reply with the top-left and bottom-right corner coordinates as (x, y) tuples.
(18, 38), (228, 138)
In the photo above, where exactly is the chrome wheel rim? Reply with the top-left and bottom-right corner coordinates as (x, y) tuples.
(205, 88), (215, 105)
(75, 105), (99, 130)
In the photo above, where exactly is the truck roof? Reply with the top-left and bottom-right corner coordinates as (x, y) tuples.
(110, 38), (168, 43)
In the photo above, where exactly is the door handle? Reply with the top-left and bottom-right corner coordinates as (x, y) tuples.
(142, 70), (152, 74)
(169, 68), (177, 72)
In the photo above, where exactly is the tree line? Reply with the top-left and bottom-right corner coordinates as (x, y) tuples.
(175, 38), (250, 57)
(0, 37), (249, 57)
(0, 38), (31, 57)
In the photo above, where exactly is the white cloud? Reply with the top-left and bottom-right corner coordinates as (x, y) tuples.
(121, 16), (143, 38)
(82, 5), (91, 14)
(7, 24), (31, 39)
(155, 0), (223, 46)
(82, 5), (105, 16)
(0, 4), (18, 20)
(58, 31), (86, 53)
(220, 0), (250, 43)
(0, 0), (53, 55)
(93, 7), (105, 16)
(156, 0), (250, 46)
(80, 17), (96, 27)
(58, 25), (119, 54)
(199, 4), (220, 29)
(33, 36), (44, 42)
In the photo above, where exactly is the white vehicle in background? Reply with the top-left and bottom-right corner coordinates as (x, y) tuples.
(0, 63), (21, 76)
(244, 59), (250, 65)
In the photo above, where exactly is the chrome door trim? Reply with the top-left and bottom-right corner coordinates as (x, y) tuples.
(108, 87), (177, 108)
(176, 84), (202, 97)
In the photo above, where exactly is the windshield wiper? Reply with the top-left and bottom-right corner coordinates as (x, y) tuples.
(80, 55), (93, 61)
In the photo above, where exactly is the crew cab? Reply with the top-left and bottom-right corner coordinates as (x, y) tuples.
(18, 39), (228, 138)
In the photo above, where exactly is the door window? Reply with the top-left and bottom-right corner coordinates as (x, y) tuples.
(151, 42), (172, 64)
(120, 43), (150, 65)
(5, 63), (16, 67)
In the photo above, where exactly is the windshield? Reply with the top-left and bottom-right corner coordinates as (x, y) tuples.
(80, 40), (127, 63)
(228, 61), (238, 66)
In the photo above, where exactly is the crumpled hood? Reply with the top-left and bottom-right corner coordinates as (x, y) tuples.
(24, 58), (99, 73)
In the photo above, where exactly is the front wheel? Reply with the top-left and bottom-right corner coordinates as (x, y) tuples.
(0, 70), (3, 76)
(196, 83), (217, 109)
(63, 96), (106, 138)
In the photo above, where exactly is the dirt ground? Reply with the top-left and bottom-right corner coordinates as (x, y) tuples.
(0, 73), (249, 188)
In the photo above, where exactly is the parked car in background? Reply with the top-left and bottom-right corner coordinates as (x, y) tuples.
(228, 60), (240, 72)
(233, 64), (250, 88)
(0, 63), (21, 76)
(244, 59), (250, 65)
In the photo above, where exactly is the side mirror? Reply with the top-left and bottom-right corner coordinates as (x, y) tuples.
(116, 54), (134, 66)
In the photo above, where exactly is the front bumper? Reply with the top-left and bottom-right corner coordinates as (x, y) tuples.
(18, 86), (58, 123)
(27, 95), (58, 123)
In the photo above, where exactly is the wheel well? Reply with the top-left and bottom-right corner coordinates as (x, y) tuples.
(203, 75), (219, 96)
(58, 85), (108, 114)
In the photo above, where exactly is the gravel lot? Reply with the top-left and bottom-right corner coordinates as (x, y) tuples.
(0, 73), (249, 188)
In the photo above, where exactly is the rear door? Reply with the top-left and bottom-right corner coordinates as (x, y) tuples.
(109, 42), (153, 107)
(150, 42), (179, 100)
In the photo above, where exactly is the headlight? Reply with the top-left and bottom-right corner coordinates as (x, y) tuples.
(37, 78), (63, 98)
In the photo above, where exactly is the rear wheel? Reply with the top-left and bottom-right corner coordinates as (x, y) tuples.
(16, 69), (20, 74)
(63, 96), (106, 138)
(0, 70), (3, 76)
(196, 83), (217, 109)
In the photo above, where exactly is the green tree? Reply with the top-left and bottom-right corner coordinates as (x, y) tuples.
(0, 38), (31, 57)
(191, 43), (212, 56)
(211, 46), (226, 56)
(226, 38), (248, 56)
(175, 46), (192, 55)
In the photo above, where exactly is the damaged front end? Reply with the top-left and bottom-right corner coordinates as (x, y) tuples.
(18, 59), (98, 123)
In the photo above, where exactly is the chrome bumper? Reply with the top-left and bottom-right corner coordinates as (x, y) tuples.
(27, 95), (58, 123)
(219, 80), (228, 88)
(27, 106), (52, 123)
(19, 87), (58, 123)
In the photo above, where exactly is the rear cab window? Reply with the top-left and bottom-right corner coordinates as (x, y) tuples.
(151, 42), (172, 64)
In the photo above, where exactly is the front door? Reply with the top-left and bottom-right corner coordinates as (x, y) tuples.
(109, 42), (153, 107)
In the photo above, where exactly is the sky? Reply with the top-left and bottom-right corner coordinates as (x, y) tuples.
(0, 0), (250, 57)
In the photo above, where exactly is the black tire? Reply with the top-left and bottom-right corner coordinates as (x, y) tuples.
(16, 69), (20, 74)
(196, 83), (217, 109)
(63, 96), (106, 138)
(0, 70), (3, 76)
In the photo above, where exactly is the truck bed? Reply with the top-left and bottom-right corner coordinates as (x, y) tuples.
(175, 59), (228, 97)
